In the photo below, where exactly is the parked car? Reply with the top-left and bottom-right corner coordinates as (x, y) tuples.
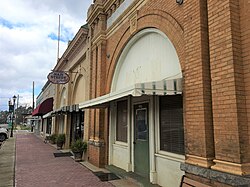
(0, 127), (9, 142)
(0, 124), (8, 129)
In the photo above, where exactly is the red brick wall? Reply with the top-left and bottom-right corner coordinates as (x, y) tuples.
(87, 0), (250, 179)
(240, 0), (250, 164)
(183, 0), (214, 159)
(208, 0), (248, 164)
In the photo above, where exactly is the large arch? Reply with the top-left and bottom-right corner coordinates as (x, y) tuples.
(111, 28), (182, 92)
(106, 9), (185, 93)
(58, 87), (66, 134)
(72, 75), (86, 104)
(59, 87), (67, 107)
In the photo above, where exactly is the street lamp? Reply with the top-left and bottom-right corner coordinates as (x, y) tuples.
(10, 95), (17, 137)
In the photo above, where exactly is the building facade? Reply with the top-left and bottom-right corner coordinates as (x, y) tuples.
(52, 25), (90, 148)
(78, 0), (250, 186)
(32, 81), (55, 136)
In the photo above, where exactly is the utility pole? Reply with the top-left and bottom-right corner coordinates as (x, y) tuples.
(16, 94), (19, 109)
(32, 81), (35, 110)
(57, 15), (61, 61)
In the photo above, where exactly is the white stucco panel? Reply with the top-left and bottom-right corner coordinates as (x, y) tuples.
(112, 29), (182, 92)
(60, 88), (66, 107)
(112, 144), (129, 171)
(73, 76), (86, 104)
(156, 155), (184, 187)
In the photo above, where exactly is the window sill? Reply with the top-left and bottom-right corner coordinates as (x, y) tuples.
(155, 151), (185, 163)
(113, 141), (128, 147)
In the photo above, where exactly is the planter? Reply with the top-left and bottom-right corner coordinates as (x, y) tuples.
(49, 134), (57, 144)
(70, 139), (87, 161)
(56, 134), (65, 150)
(72, 151), (83, 162)
(57, 142), (63, 150)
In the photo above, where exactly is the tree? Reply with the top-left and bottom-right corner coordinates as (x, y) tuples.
(0, 110), (8, 124)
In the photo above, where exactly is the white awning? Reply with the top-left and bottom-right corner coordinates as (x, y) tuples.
(79, 78), (182, 109)
(43, 111), (53, 118)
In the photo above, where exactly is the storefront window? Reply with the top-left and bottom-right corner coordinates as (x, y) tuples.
(70, 111), (84, 143)
(159, 95), (184, 155)
(46, 117), (52, 134)
(116, 100), (128, 142)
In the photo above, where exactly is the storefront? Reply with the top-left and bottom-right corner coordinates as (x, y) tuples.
(50, 25), (90, 148)
(70, 105), (84, 143)
(32, 97), (53, 135)
(80, 28), (184, 186)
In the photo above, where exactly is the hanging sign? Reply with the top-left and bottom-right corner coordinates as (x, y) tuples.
(47, 71), (70, 84)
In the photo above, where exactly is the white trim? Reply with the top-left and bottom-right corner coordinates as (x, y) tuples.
(42, 111), (53, 118)
(127, 96), (132, 171)
(155, 152), (185, 163)
(114, 141), (128, 147)
(155, 95), (185, 163)
(149, 96), (157, 183)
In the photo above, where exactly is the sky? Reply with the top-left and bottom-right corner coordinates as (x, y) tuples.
(0, 0), (92, 111)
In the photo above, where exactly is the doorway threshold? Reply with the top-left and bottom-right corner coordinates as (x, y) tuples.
(106, 165), (160, 187)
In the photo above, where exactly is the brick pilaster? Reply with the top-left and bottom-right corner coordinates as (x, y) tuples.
(184, 0), (214, 168)
(208, 0), (249, 175)
(88, 7), (108, 167)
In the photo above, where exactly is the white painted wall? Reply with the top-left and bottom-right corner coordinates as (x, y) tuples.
(112, 144), (129, 171)
(156, 155), (184, 187)
(73, 75), (86, 104)
(60, 88), (67, 107)
(112, 29), (182, 92)
(58, 115), (64, 134)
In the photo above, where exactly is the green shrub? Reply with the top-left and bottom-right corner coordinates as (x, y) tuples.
(56, 134), (65, 144)
(71, 139), (87, 153)
(50, 134), (58, 144)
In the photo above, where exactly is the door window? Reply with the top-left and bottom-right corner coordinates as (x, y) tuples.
(135, 109), (147, 140)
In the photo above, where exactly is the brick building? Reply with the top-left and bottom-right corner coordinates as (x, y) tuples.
(49, 25), (90, 148)
(78, 0), (250, 186)
(32, 82), (54, 136)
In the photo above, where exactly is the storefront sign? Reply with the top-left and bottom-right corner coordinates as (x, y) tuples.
(47, 71), (70, 84)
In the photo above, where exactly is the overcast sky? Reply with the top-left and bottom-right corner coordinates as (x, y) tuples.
(0, 0), (92, 111)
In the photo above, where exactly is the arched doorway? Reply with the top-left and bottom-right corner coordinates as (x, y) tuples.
(58, 88), (66, 134)
(70, 76), (86, 143)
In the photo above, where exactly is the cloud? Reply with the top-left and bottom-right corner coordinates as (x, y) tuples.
(0, 0), (93, 111)
(0, 17), (26, 29)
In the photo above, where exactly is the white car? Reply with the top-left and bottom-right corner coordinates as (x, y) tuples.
(0, 127), (9, 142)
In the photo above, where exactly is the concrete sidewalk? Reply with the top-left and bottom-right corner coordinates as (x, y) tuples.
(0, 137), (15, 187)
